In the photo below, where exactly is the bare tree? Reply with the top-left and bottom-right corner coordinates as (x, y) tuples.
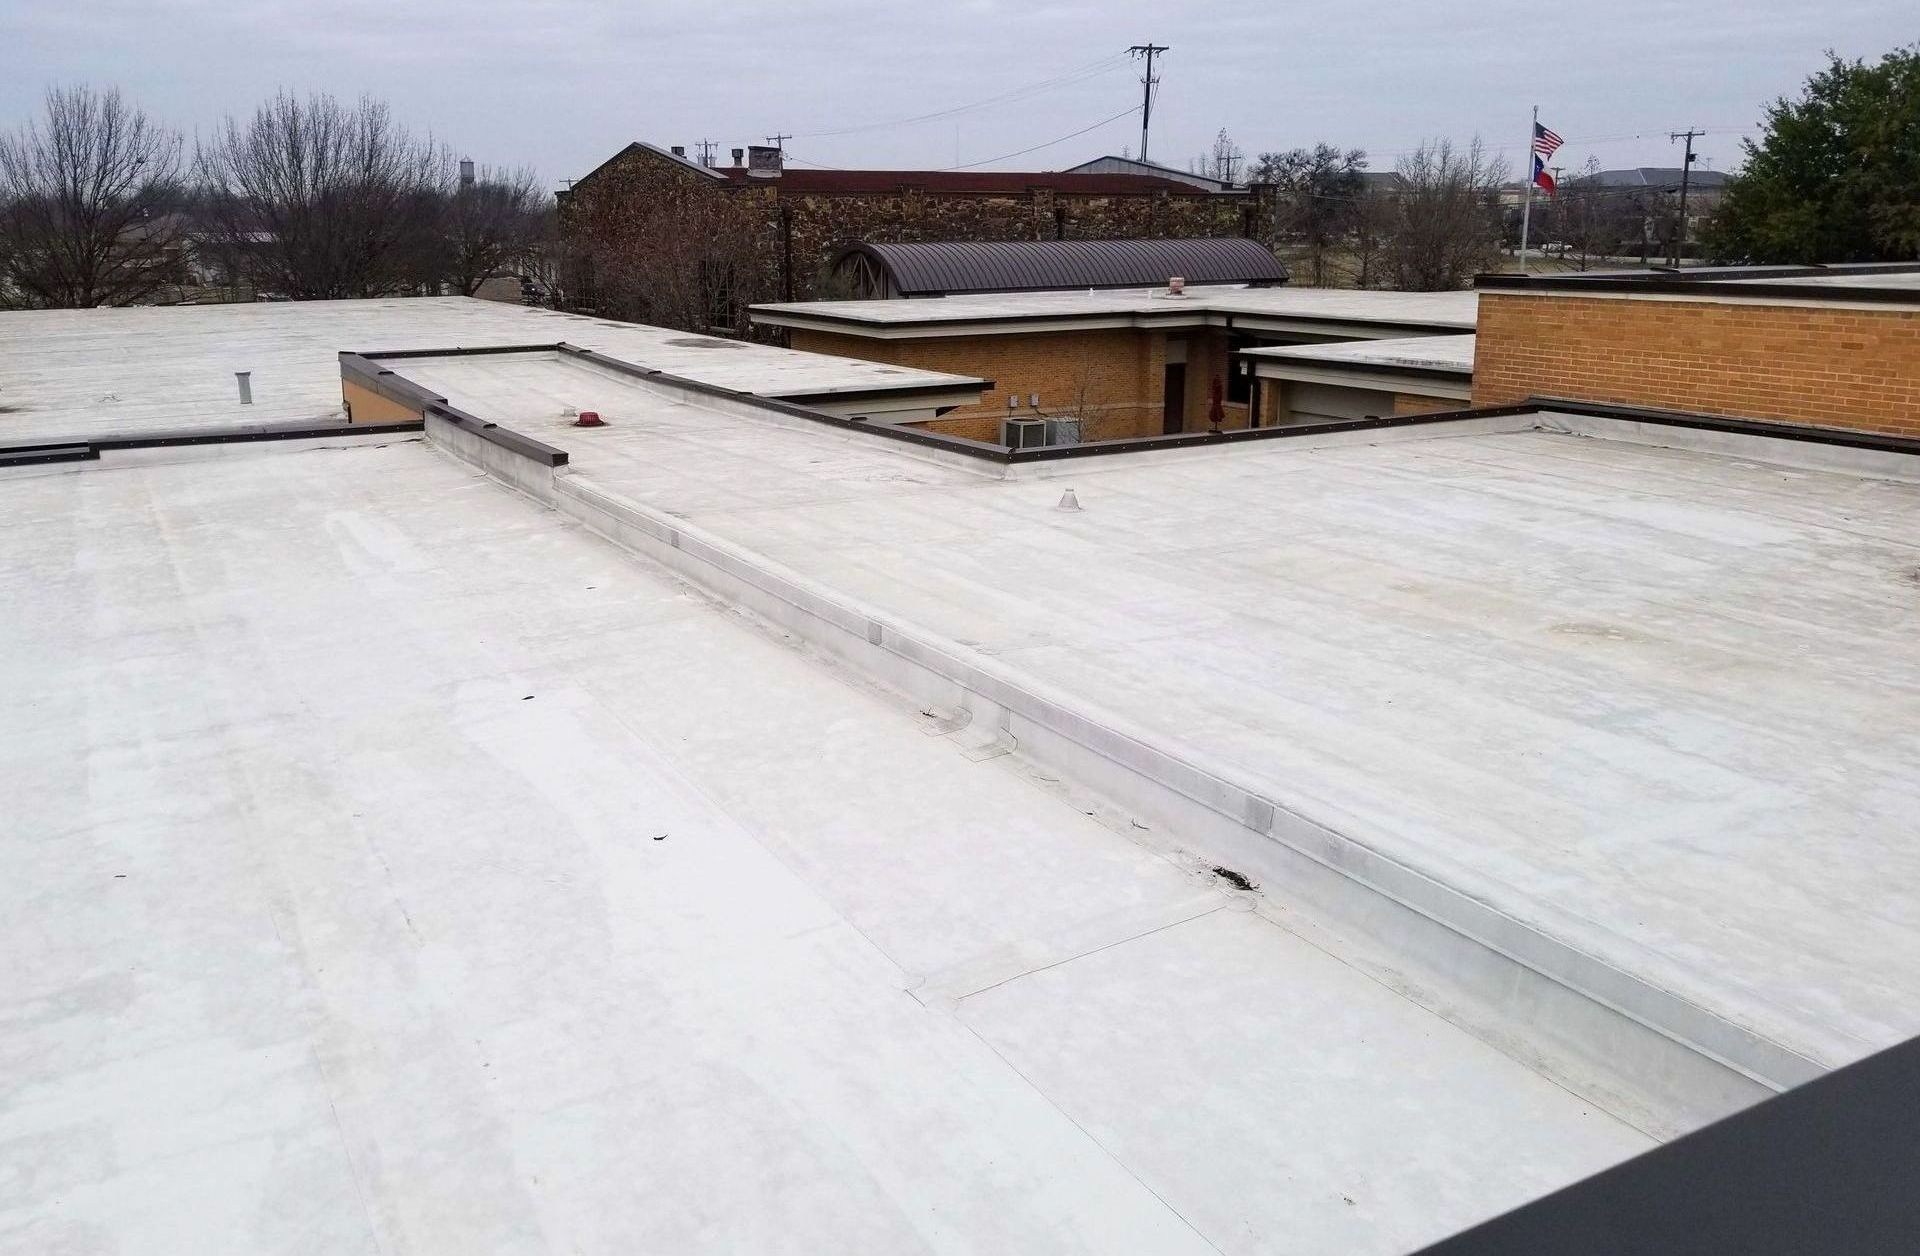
(0, 85), (185, 308)
(442, 164), (551, 296)
(1255, 144), (1366, 286)
(196, 93), (446, 299)
(1191, 129), (1245, 183)
(1387, 138), (1508, 290)
(1553, 158), (1606, 270)
(1348, 181), (1399, 288)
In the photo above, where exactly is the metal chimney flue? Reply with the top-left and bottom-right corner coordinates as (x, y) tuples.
(746, 145), (784, 177)
(730, 147), (744, 167)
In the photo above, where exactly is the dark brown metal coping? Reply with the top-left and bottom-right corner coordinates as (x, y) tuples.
(0, 420), (424, 468)
(347, 345), (1920, 467)
(342, 350), (568, 467)
(1476, 264), (1920, 304)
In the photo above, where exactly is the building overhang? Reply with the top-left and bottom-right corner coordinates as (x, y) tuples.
(751, 305), (1471, 343)
(1245, 358), (1474, 399)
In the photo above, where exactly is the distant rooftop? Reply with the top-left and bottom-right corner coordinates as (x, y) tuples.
(1062, 154), (1243, 192)
(567, 141), (1228, 197)
(0, 298), (985, 446)
(753, 285), (1479, 339)
(1244, 332), (1474, 380)
(1590, 167), (1733, 189)
(715, 165), (1210, 195)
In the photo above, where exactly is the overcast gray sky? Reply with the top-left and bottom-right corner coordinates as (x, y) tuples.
(3, 0), (1912, 188)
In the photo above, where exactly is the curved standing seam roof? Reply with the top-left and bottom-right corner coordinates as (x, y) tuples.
(832, 238), (1289, 297)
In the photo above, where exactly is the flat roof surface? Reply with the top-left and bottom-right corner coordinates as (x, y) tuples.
(1245, 333), (1475, 375)
(1, 440), (1644, 1252)
(751, 285), (1479, 332)
(400, 352), (1920, 1074)
(0, 298), (981, 446)
(1724, 270), (1920, 290)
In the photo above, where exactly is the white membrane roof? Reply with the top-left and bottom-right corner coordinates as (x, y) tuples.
(751, 285), (1479, 332)
(0, 297), (982, 446)
(1, 439), (1645, 1252)
(399, 350), (1920, 1077)
(1245, 333), (1475, 375)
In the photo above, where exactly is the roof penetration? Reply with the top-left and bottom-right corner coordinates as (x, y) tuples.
(831, 237), (1289, 297)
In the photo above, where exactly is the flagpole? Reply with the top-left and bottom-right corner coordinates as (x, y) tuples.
(1519, 104), (1536, 274)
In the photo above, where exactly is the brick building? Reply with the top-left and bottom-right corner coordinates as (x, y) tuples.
(752, 286), (1475, 443)
(1472, 266), (1920, 438)
(556, 142), (1277, 334)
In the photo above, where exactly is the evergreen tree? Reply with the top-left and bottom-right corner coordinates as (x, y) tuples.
(1708, 46), (1920, 263)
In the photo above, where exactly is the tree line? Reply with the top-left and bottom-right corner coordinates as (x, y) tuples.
(1211, 41), (1918, 287)
(1242, 136), (1511, 290)
(0, 85), (552, 309)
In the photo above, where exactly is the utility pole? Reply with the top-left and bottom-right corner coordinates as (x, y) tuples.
(695, 139), (717, 167)
(1669, 128), (1703, 267)
(764, 133), (792, 153)
(1129, 43), (1169, 162)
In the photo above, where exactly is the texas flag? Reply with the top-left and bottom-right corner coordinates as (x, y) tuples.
(1532, 122), (1564, 193)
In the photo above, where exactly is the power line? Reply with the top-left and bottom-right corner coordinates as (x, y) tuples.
(942, 103), (1143, 170)
(788, 51), (1133, 140)
(1352, 126), (1754, 164)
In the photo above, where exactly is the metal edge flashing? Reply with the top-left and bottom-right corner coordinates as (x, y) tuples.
(764, 380), (995, 407)
(1522, 396), (1920, 456)
(0, 443), (97, 467)
(0, 420), (425, 464)
(1000, 406), (1507, 461)
(424, 402), (569, 467)
(340, 350), (449, 413)
(752, 307), (1474, 343)
(1475, 272), (1920, 305)
(1242, 355), (1475, 388)
(550, 343), (1007, 460)
(346, 349), (568, 466)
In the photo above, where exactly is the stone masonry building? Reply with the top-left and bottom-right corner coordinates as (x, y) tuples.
(556, 142), (1277, 336)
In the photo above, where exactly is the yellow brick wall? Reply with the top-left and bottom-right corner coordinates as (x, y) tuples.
(1473, 292), (1920, 437)
(792, 327), (1170, 442)
(342, 378), (425, 425)
(1393, 393), (1466, 416)
(1175, 331), (1253, 431)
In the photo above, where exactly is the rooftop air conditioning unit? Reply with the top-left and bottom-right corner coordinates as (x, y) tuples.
(1002, 417), (1047, 449)
(1043, 417), (1082, 447)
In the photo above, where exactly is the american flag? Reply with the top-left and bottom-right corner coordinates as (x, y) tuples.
(1533, 122), (1564, 159)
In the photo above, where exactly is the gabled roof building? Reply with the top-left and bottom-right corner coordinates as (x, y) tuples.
(556, 141), (1279, 332)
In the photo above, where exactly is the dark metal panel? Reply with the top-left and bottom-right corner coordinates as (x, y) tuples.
(1409, 1032), (1920, 1256)
(830, 238), (1289, 297)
